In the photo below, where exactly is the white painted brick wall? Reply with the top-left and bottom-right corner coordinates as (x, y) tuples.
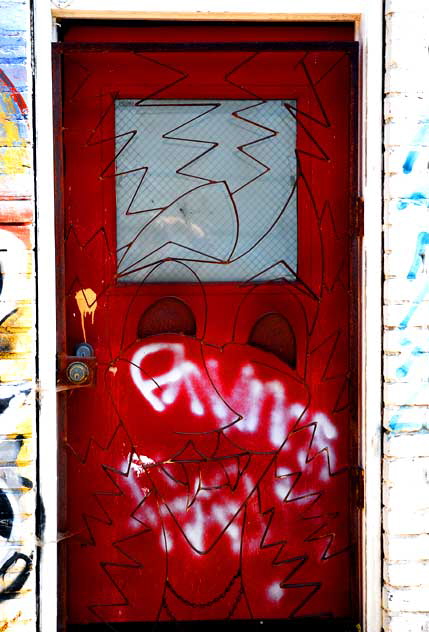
(384, 1), (429, 630)
(385, 614), (429, 632)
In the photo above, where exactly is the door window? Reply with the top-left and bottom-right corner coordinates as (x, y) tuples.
(115, 98), (297, 283)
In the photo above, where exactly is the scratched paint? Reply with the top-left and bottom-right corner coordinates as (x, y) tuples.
(75, 288), (97, 342)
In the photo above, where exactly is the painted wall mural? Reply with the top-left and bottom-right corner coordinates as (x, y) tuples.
(0, 228), (33, 604)
(0, 1), (35, 627)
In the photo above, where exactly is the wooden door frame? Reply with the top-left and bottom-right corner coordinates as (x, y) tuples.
(33, 2), (383, 631)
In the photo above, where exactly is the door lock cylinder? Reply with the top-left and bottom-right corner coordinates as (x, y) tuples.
(67, 361), (90, 385)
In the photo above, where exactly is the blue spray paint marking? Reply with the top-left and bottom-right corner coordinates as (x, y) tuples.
(396, 364), (409, 378)
(399, 241), (429, 329)
(389, 409), (425, 432)
(398, 281), (429, 330)
(396, 347), (425, 378)
(402, 121), (429, 174)
(398, 122), (429, 208)
(391, 124), (429, 430)
(395, 237), (429, 377)
(403, 150), (419, 174)
(407, 231), (429, 279)
(389, 385), (429, 432)
(397, 192), (428, 210)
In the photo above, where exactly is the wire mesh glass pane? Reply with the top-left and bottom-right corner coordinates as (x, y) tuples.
(115, 99), (297, 283)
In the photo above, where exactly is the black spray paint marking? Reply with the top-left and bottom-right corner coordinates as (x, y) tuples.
(0, 430), (33, 599)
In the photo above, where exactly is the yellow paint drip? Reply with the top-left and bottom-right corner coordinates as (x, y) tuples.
(75, 288), (97, 342)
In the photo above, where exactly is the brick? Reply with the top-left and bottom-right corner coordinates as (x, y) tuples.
(384, 406), (429, 433)
(385, 352), (429, 383)
(384, 382), (429, 407)
(383, 147), (426, 178)
(385, 94), (429, 122)
(0, 222), (34, 248)
(384, 612), (429, 632)
(384, 454), (429, 482)
(383, 459), (429, 513)
(383, 219), (429, 253)
(385, 561), (429, 587)
(383, 173), (429, 200)
(385, 69), (429, 99)
(0, 198), (33, 222)
(387, 0), (429, 10)
(0, 356), (34, 382)
(384, 534), (429, 562)
(384, 585), (429, 612)
(0, 329), (33, 353)
(386, 23), (429, 50)
(384, 329), (429, 354)
(0, 172), (33, 198)
(384, 507), (429, 535)
(384, 303), (429, 328)
(384, 433), (429, 458)
(384, 247), (429, 278)
(383, 197), (429, 222)
(384, 278), (429, 304)
(384, 122), (424, 148)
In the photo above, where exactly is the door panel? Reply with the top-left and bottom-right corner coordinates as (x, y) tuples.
(56, 38), (358, 628)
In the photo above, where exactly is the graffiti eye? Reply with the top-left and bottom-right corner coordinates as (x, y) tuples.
(138, 297), (197, 338)
(249, 313), (296, 369)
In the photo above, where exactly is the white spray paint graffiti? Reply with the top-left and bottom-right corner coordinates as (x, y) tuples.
(126, 453), (246, 554)
(130, 342), (307, 444)
(131, 343), (206, 415)
(126, 342), (338, 556)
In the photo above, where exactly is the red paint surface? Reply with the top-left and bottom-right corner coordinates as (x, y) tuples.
(63, 22), (355, 44)
(61, 36), (357, 625)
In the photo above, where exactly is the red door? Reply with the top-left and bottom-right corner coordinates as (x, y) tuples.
(55, 25), (359, 630)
